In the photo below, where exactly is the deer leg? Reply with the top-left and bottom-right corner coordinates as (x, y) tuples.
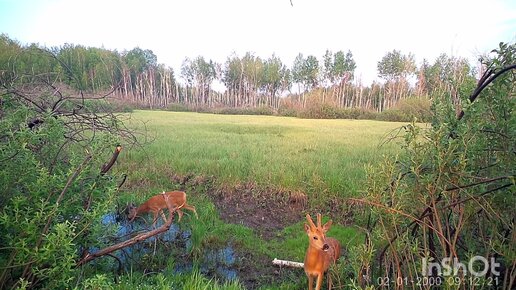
(315, 273), (323, 290)
(177, 209), (184, 222)
(328, 272), (332, 290)
(308, 274), (314, 290)
(151, 212), (159, 228)
(184, 205), (198, 218)
(152, 236), (157, 256)
(159, 210), (167, 223)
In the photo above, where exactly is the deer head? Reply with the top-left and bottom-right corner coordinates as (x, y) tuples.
(304, 213), (333, 251)
(127, 203), (137, 221)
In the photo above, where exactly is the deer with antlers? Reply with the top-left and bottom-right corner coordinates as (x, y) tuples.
(128, 191), (198, 227)
(304, 213), (341, 290)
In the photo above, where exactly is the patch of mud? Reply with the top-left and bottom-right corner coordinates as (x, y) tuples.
(208, 182), (307, 240)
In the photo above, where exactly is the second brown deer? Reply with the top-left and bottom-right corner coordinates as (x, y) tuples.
(304, 213), (341, 290)
(128, 191), (198, 227)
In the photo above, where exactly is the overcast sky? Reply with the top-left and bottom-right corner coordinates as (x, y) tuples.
(1, 0), (515, 85)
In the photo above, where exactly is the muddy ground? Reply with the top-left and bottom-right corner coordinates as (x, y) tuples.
(206, 183), (307, 288)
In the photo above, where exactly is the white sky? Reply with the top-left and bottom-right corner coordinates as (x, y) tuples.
(1, 0), (515, 86)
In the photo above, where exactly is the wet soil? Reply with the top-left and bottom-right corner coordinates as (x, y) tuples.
(208, 183), (307, 240)
(204, 182), (308, 288)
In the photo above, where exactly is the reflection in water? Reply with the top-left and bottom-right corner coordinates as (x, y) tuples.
(96, 213), (237, 281)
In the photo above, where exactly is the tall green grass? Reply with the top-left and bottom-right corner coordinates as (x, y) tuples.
(121, 111), (406, 199)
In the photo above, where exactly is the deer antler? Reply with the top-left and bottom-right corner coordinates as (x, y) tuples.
(306, 214), (317, 229)
(317, 213), (322, 228)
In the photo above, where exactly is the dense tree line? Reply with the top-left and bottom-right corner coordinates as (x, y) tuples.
(1, 34), (477, 113)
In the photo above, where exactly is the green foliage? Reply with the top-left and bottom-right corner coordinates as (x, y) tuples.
(78, 270), (245, 290)
(58, 43), (123, 91)
(2, 34), (481, 116)
(181, 271), (245, 290)
(296, 96), (431, 122)
(292, 53), (320, 91)
(355, 42), (515, 289)
(80, 274), (114, 290)
(260, 54), (290, 98)
(166, 102), (195, 112)
(221, 52), (288, 108)
(418, 53), (476, 98)
(82, 99), (135, 113)
(124, 47), (157, 73)
(277, 107), (298, 117)
(0, 96), (122, 288)
(323, 49), (356, 82)
(0, 34), (172, 99)
(377, 50), (416, 80)
(181, 56), (218, 102)
(212, 106), (276, 116)
(377, 97), (432, 122)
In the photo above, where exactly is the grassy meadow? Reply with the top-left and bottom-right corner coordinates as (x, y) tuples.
(115, 110), (412, 288)
(121, 110), (404, 199)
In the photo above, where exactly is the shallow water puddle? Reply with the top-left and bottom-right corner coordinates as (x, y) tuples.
(96, 213), (238, 281)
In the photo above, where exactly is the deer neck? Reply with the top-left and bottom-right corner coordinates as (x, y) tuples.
(304, 244), (330, 273)
(137, 202), (152, 214)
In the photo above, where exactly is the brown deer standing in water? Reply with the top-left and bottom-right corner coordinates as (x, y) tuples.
(304, 213), (341, 290)
(128, 191), (198, 227)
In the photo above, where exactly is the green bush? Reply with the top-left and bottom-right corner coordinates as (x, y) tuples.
(299, 103), (340, 119)
(166, 102), (194, 112)
(337, 108), (378, 120)
(353, 42), (515, 289)
(212, 106), (276, 116)
(249, 106), (276, 116)
(277, 107), (298, 117)
(377, 97), (432, 122)
(376, 108), (409, 122)
(298, 103), (380, 120)
(0, 96), (122, 288)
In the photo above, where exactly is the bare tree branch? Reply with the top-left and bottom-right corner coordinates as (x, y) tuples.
(457, 64), (516, 120)
(100, 145), (122, 175)
(77, 197), (183, 267)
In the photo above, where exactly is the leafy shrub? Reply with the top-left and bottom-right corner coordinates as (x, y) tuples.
(351, 42), (515, 289)
(212, 106), (276, 116)
(248, 106), (276, 116)
(337, 108), (378, 120)
(277, 98), (301, 117)
(376, 108), (409, 122)
(0, 96), (123, 288)
(377, 97), (432, 122)
(299, 103), (340, 119)
(277, 107), (298, 117)
(166, 102), (194, 112)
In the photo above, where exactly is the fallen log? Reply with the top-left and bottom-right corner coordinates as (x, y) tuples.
(272, 258), (304, 268)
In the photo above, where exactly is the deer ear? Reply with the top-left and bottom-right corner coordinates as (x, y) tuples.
(127, 203), (136, 213)
(304, 223), (311, 233)
(322, 220), (333, 233)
